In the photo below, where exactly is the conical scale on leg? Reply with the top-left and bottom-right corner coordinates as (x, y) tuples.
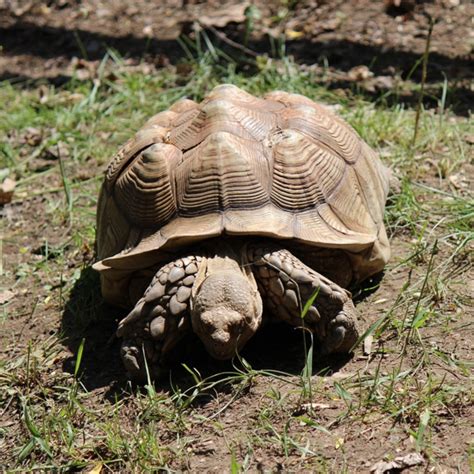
(118, 256), (202, 346)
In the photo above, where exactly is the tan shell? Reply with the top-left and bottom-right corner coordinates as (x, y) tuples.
(95, 85), (391, 302)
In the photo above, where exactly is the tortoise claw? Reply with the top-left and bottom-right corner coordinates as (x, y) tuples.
(121, 339), (166, 381)
(320, 301), (359, 355)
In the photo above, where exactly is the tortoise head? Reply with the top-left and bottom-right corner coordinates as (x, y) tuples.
(190, 260), (263, 360)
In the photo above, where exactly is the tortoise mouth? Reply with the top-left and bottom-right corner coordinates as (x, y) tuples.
(192, 308), (256, 360)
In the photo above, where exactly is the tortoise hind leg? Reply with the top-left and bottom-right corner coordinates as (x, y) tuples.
(248, 244), (359, 354)
(117, 255), (204, 380)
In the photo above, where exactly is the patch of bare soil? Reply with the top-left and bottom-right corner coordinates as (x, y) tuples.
(1, 0), (472, 113)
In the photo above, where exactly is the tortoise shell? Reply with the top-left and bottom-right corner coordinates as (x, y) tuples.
(94, 85), (391, 304)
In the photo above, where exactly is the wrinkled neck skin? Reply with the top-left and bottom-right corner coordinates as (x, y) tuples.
(190, 241), (263, 360)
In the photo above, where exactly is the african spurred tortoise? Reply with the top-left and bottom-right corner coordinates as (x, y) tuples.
(94, 84), (391, 378)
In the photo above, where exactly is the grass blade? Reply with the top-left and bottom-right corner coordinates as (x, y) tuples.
(301, 288), (320, 319)
(74, 338), (85, 378)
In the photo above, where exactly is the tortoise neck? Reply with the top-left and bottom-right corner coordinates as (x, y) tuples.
(201, 239), (246, 269)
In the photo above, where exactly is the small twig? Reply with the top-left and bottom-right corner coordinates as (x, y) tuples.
(57, 145), (72, 212)
(401, 239), (438, 359)
(14, 175), (102, 202)
(205, 24), (260, 58)
(412, 14), (434, 147)
(73, 30), (88, 60)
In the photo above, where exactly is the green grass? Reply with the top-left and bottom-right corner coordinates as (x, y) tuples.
(1, 48), (473, 472)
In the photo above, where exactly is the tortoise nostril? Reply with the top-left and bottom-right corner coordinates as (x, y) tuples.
(212, 329), (231, 344)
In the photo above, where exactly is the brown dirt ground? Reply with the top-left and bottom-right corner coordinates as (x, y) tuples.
(3, 202), (473, 470)
(1, 0), (473, 114)
(1, 0), (473, 472)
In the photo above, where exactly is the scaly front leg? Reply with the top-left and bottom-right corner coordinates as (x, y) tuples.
(117, 255), (203, 379)
(248, 245), (359, 354)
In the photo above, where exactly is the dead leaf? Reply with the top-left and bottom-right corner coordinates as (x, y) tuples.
(0, 290), (15, 305)
(0, 419), (15, 428)
(448, 173), (467, 189)
(328, 371), (356, 380)
(370, 452), (424, 473)
(45, 141), (70, 160)
(363, 334), (373, 355)
(0, 178), (16, 204)
(348, 65), (374, 81)
(464, 134), (474, 145)
(302, 402), (331, 411)
(87, 462), (103, 474)
(23, 127), (43, 146)
(372, 75), (395, 90)
(198, 3), (248, 27)
(192, 439), (216, 455)
(292, 402), (331, 416)
(285, 29), (304, 40)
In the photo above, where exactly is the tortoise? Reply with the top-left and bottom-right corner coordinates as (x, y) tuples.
(94, 84), (391, 379)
